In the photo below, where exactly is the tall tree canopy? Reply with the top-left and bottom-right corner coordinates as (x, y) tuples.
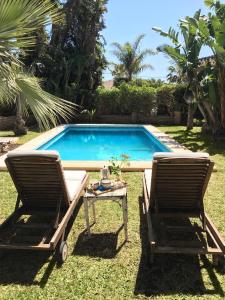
(28, 0), (108, 108)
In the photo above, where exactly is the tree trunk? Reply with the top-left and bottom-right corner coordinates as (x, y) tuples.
(187, 103), (194, 130)
(218, 66), (225, 129)
(128, 72), (132, 82)
(198, 103), (208, 121)
(202, 100), (218, 133)
(14, 95), (28, 136)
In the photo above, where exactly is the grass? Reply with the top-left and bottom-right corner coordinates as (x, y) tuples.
(0, 126), (225, 300)
(0, 128), (41, 145)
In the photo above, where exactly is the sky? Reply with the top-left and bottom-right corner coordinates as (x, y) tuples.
(102, 0), (215, 81)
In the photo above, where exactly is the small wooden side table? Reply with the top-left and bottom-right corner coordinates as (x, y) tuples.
(83, 187), (128, 241)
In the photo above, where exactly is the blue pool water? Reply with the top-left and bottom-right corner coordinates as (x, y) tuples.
(38, 126), (170, 161)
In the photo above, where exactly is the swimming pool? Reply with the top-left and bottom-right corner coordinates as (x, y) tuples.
(38, 125), (170, 161)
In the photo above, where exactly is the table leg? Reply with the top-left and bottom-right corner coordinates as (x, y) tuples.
(122, 194), (128, 241)
(83, 197), (91, 237)
(92, 201), (96, 223)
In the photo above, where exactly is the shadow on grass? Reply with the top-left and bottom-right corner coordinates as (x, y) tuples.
(0, 251), (56, 287)
(134, 197), (225, 297)
(164, 128), (225, 156)
(73, 225), (126, 259)
(0, 198), (83, 287)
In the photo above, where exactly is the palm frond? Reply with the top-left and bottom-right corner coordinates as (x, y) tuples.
(132, 34), (145, 53)
(135, 63), (154, 73)
(0, 0), (62, 50)
(153, 26), (180, 46)
(111, 35), (153, 80)
(137, 49), (156, 62)
(15, 72), (76, 131)
(111, 42), (124, 53)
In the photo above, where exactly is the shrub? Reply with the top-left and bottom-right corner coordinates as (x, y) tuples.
(96, 82), (188, 122)
(156, 84), (176, 115)
(96, 84), (156, 116)
(130, 78), (164, 88)
(156, 83), (187, 117)
(95, 87), (121, 114)
(114, 78), (164, 88)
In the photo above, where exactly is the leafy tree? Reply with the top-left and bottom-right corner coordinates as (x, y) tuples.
(20, 27), (48, 70)
(35, 0), (107, 108)
(153, 11), (204, 130)
(0, 0), (75, 135)
(129, 78), (164, 88)
(193, 0), (225, 132)
(111, 34), (155, 82)
(167, 64), (184, 83)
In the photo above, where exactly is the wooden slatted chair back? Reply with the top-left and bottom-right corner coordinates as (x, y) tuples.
(5, 151), (70, 209)
(150, 155), (214, 213)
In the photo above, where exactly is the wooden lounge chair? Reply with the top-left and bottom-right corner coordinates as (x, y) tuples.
(143, 152), (225, 266)
(0, 150), (89, 263)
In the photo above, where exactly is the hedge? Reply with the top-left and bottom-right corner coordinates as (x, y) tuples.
(96, 83), (187, 117)
(96, 84), (156, 116)
(156, 84), (186, 111)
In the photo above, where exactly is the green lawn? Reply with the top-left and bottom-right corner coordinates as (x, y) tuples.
(0, 126), (224, 300)
(0, 128), (40, 145)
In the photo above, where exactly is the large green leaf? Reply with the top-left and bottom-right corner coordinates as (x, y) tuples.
(0, 0), (77, 131)
(204, 0), (215, 7)
(15, 72), (76, 130)
(0, 0), (62, 50)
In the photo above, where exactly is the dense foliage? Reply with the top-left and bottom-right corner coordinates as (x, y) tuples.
(24, 0), (108, 108)
(153, 0), (225, 135)
(0, 0), (75, 135)
(125, 78), (164, 88)
(96, 84), (156, 116)
(96, 83), (186, 119)
(153, 10), (203, 130)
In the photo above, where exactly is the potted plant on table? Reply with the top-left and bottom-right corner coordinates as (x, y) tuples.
(108, 154), (130, 181)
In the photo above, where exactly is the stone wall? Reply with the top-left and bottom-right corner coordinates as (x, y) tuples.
(95, 113), (180, 125)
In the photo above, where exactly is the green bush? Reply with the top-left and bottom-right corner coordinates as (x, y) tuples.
(96, 83), (156, 116)
(156, 84), (176, 115)
(95, 87), (121, 114)
(114, 78), (164, 88)
(130, 78), (164, 88)
(96, 83), (187, 121)
(156, 83), (187, 118)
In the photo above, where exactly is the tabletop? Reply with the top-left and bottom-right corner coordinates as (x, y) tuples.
(84, 186), (127, 199)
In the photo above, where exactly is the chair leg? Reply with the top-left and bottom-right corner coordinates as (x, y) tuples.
(149, 251), (154, 265)
(146, 245), (155, 266)
(212, 254), (220, 266)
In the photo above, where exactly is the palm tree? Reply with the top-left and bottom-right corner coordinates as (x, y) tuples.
(111, 34), (155, 82)
(0, 0), (75, 135)
(153, 11), (204, 130)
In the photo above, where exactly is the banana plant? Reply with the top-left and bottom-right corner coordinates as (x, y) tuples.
(0, 0), (76, 135)
(191, 0), (225, 131)
(153, 10), (204, 130)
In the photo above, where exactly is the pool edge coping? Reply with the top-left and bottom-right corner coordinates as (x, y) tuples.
(0, 124), (191, 171)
